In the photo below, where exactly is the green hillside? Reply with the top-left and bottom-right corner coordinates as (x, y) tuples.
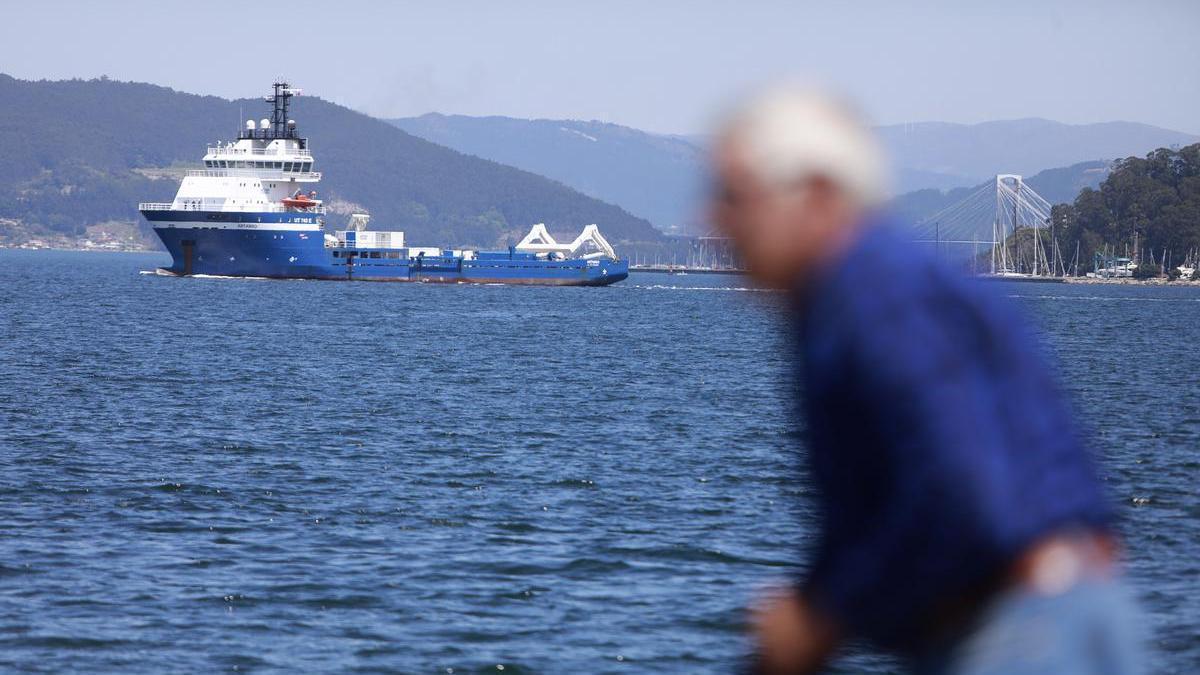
(1051, 144), (1200, 270)
(0, 74), (664, 249)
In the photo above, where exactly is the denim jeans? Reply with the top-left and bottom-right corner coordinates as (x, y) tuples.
(917, 579), (1144, 675)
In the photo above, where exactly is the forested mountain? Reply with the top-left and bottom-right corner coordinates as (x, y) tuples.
(1050, 144), (1200, 270)
(0, 75), (663, 249)
(5, 74), (1194, 254)
(389, 114), (707, 234)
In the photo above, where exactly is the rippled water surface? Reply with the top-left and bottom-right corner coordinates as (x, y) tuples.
(1, 250), (1197, 673)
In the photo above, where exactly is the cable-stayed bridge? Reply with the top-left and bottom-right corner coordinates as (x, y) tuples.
(913, 174), (1063, 274)
(634, 174), (1066, 275)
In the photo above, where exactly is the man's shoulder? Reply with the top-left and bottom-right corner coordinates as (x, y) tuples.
(819, 218), (942, 312)
(809, 215), (1022, 351)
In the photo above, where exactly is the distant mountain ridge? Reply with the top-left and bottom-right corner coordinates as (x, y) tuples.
(877, 118), (1198, 192)
(389, 114), (707, 234)
(0, 74), (663, 249)
(392, 114), (1198, 234)
(3, 74), (1192, 250)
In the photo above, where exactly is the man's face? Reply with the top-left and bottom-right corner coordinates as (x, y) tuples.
(712, 141), (861, 290)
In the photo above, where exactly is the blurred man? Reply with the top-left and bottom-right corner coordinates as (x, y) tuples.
(712, 87), (1142, 674)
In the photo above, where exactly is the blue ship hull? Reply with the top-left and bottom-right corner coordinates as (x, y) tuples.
(147, 220), (629, 286)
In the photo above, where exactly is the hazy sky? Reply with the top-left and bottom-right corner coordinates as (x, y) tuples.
(2, 0), (1197, 134)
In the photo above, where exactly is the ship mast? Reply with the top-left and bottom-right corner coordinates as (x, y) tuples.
(268, 82), (300, 139)
(238, 81), (304, 147)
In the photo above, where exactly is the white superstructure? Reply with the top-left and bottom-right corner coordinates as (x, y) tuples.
(138, 83), (327, 231)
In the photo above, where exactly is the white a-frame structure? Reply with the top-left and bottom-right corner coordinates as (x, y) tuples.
(515, 223), (617, 260)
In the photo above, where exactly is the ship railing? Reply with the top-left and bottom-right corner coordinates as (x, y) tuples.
(138, 202), (327, 215)
(184, 169), (322, 180)
(207, 146), (313, 157)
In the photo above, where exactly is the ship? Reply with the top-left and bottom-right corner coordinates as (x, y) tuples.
(138, 82), (629, 286)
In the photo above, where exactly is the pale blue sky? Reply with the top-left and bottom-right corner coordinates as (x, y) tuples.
(1, 0), (1197, 134)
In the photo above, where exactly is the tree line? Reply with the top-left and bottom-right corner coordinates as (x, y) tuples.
(1049, 143), (1200, 274)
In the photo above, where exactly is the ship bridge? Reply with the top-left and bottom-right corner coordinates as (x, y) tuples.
(200, 81), (318, 181)
(200, 146), (320, 183)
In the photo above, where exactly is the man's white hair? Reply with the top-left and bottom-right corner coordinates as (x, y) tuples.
(721, 85), (889, 207)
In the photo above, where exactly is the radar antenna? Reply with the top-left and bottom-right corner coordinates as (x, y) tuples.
(239, 82), (306, 146)
(266, 81), (302, 139)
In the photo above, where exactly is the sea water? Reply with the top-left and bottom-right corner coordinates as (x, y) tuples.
(0, 249), (1195, 672)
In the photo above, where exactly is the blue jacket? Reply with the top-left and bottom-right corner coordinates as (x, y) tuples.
(794, 219), (1112, 650)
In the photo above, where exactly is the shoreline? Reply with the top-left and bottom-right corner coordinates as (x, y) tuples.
(1063, 276), (1200, 286)
(0, 245), (160, 254)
